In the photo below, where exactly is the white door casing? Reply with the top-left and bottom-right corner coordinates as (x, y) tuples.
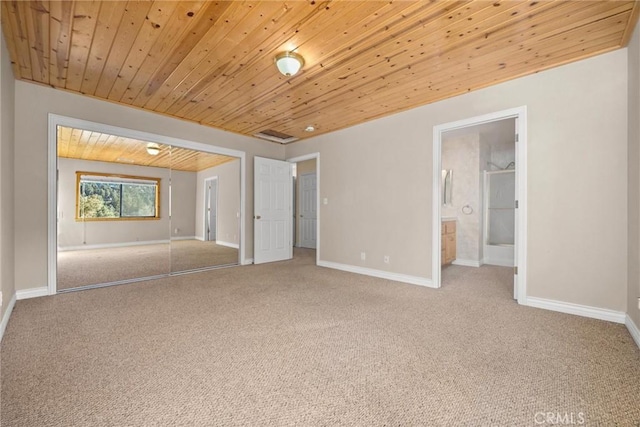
(512, 118), (519, 300)
(432, 106), (527, 305)
(292, 176), (296, 247)
(254, 157), (293, 264)
(299, 172), (317, 249)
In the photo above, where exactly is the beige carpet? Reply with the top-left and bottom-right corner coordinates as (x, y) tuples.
(2, 249), (639, 426)
(57, 240), (238, 290)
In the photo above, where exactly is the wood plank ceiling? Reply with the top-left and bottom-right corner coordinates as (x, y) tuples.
(3, 1), (639, 143)
(57, 126), (236, 172)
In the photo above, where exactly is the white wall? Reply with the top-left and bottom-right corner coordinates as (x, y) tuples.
(57, 158), (196, 249)
(286, 49), (628, 313)
(195, 160), (240, 247)
(169, 168), (197, 241)
(628, 24), (640, 328)
(13, 82), (284, 291)
(0, 29), (15, 323)
(489, 142), (516, 170)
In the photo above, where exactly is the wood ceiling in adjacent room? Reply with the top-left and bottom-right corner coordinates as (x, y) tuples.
(57, 126), (236, 172)
(3, 1), (639, 142)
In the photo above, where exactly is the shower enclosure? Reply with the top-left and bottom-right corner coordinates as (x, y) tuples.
(483, 170), (515, 266)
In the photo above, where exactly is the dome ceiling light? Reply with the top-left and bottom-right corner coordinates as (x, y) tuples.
(274, 51), (304, 76)
(146, 143), (160, 156)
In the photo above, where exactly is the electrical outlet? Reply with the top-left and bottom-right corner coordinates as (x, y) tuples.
(384, 255), (390, 264)
(360, 252), (366, 261)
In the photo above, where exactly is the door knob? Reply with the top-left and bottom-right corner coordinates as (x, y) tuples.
(255, 215), (261, 220)
(300, 214), (303, 217)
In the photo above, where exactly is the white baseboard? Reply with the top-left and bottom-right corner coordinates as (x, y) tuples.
(317, 260), (434, 288)
(58, 239), (170, 251)
(626, 315), (640, 349)
(452, 259), (481, 267)
(0, 292), (16, 343)
(242, 258), (254, 265)
(171, 236), (196, 241)
(526, 296), (626, 324)
(16, 287), (49, 300)
(195, 235), (205, 242)
(216, 240), (239, 249)
(483, 259), (514, 267)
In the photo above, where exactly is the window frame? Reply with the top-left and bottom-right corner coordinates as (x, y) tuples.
(75, 171), (161, 221)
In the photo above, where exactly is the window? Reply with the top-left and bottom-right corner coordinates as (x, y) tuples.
(76, 172), (160, 220)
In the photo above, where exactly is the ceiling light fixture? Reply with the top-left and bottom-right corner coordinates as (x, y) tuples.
(304, 125), (315, 132)
(275, 51), (304, 76)
(146, 143), (160, 156)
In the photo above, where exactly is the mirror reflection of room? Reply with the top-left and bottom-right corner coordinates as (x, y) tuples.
(173, 149), (240, 273)
(56, 126), (240, 291)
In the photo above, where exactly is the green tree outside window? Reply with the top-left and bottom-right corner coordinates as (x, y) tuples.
(76, 173), (159, 220)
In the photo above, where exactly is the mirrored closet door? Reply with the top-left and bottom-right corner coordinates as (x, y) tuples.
(55, 125), (240, 292)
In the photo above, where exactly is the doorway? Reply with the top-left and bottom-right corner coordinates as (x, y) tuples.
(432, 107), (527, 304)
(288, 153), (320, 264)
(298, 172), (317, 249)
(294, 158), (317, 249)
(204, 177), (218, 242)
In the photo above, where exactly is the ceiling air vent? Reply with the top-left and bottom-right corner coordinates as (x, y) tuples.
(254, 129), (299, 144)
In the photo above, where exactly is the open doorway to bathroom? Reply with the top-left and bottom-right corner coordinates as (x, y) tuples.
(440, 119), (516, 299)
(432, 107), (527, 304)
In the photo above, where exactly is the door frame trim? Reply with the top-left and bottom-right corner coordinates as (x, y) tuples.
(431, 106), (528, 305)
(286, 153), (320, 266)
(48, 114), (247, 295)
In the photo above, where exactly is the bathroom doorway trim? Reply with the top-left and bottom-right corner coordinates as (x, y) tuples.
(432, 106), (528, 305)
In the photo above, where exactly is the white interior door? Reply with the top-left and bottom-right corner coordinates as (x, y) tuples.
(205, 178), (218, 241)
(299, 172), (317, 249)
(254, 157), (293, 264)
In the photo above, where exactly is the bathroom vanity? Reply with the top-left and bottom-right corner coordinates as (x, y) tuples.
(442, 219), (457, 265)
